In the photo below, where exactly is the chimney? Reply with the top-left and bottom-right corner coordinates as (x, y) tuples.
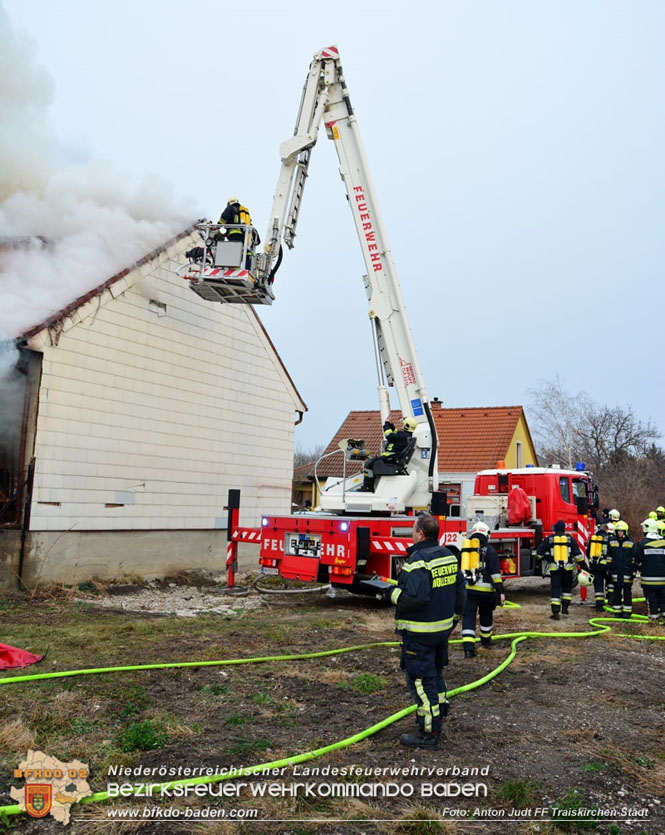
(431, 397), (442, 410)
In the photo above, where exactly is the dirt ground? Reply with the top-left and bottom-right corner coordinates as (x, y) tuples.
(1, 574), (663, 834)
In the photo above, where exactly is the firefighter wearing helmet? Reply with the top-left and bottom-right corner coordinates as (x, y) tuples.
(608, 509), (621, 523)
(635, 519), (665, 622)
(536, 521), (584, 620)
(586, 521), (612, 612)
(606, 520), (635, 618)
(460, 521), (505, 658)
(654, 506), (665, 521)
(360, 415), (417, 492)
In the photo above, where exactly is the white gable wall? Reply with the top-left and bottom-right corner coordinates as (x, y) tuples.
(22, 234), (304, 583)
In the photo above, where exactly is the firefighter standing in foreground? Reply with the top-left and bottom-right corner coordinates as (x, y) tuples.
(635, 519), (665, 622)
(386, 514), (466, 751)
(606, 520), (635, 618)
(537, 520), (583, 619)
(460, 521), (505, 658)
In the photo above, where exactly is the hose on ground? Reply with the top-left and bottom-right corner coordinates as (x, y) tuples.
(0, 603), (662, 818)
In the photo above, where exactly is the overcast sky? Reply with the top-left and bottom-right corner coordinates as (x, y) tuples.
(4, 0), (664, 452)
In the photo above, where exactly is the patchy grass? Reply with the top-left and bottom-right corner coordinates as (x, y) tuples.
(118, 719), (168, 752)
(495, 778), (539, 808)
(551, 788), (599, 830)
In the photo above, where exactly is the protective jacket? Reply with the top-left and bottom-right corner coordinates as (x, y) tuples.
(219, 204), (259, 244)
(382, 427), (412, 459)
(606, 535), (635, 582)
(537, 533), (583, 569)
(634, 535), (665, 586)
(463, 541), (504, 597)
(390, 539), (466, 645)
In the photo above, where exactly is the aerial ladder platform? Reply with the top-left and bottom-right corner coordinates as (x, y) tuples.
(178, 222), (275, 306)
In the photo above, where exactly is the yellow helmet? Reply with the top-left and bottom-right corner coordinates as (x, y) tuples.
(578, 570), (593, 587)
(649, 511), (658, 520)
(614, 520), (629, 534)
(402, 417), (418, 433)
(657, 505), (665, 514)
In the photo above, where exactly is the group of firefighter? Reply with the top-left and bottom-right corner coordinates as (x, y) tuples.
(384, 498), (665, 752)
(536, 506), (665, 621)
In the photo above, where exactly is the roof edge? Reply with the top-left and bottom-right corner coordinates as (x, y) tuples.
(16, 223), (198, 343)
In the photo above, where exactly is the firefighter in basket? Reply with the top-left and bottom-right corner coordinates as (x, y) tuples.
(537, 520), (584, 620)
(460, 521), (505, 658)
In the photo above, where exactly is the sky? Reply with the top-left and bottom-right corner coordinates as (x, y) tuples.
(2, 0), (664, 452)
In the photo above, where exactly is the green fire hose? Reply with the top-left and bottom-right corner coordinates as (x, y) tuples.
(0, 602), (663, 818)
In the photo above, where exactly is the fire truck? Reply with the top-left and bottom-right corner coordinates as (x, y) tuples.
(180, 46), (598, 590)
(465, 465), (599, 579)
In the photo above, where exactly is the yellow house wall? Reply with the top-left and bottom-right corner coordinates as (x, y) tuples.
(507, 416), (539, 468)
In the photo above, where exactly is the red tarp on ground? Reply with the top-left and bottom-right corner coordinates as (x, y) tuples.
(0, 643), (44, 670)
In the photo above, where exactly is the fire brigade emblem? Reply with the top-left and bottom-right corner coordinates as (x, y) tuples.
(25, 783), (52, 817)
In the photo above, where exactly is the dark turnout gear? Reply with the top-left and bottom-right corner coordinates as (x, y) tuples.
(390, 539), (466, 739)
(362, 422), (413, 491)
(606, 530), (635, 617)
(461, 535), (504, 653)
(537, 529), (583, 616)
(635, 534), (665, 620)
(586, 529), (610, 611)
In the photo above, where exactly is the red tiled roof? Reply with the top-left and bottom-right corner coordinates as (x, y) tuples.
(303, 406), (528, 480)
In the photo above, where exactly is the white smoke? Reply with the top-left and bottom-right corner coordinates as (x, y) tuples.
(0, 6), (196, 342)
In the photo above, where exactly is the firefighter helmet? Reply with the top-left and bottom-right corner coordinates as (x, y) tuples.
(402, 417), (418, 433)
(657, 505), (665, 516)
(609, 509), (621, 522)
(578, 570), (593, 587)
(642, 518), (659, 534)
(227, 196), (240, 205)
(614, 520), (629, 534)
(605, 522), (615, 533)
(470, 521), (491, 539)
(649, 511), (658, 520)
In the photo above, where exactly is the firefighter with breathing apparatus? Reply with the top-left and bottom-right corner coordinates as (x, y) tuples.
(537, 520), (584, 620)
(460, 521), (505, 658)
(586, 521), (612, 612)
(606, 520), (635, 618)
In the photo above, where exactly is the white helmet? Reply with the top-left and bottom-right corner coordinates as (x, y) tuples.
(578, 570), (593, 587)
(609, 509), (621, 522)
(470, 521), (491, 539)
(605, 522), (615, 534)
(642, 518), (659, 534)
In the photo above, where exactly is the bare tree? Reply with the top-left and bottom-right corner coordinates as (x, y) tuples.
(526, 376), (592, 467)
(293, 443), (325, 468)
(577, 405), (660, 472)
(528, 377), (664, 530)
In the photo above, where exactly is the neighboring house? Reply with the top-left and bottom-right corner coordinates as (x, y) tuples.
(0, 227), (306, 592)
(298, 400), (537, 513)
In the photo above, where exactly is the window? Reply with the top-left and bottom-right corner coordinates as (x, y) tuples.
(559, 477), (571, 504)
(516, 441), (522, 468)
(572, 479), (587, 500)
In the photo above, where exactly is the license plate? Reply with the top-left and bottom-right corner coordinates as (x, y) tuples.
(285, 532), (322, 557)
(261, 567), (279, 575)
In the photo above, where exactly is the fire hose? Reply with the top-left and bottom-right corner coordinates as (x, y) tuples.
(0, 603), (662, 819)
